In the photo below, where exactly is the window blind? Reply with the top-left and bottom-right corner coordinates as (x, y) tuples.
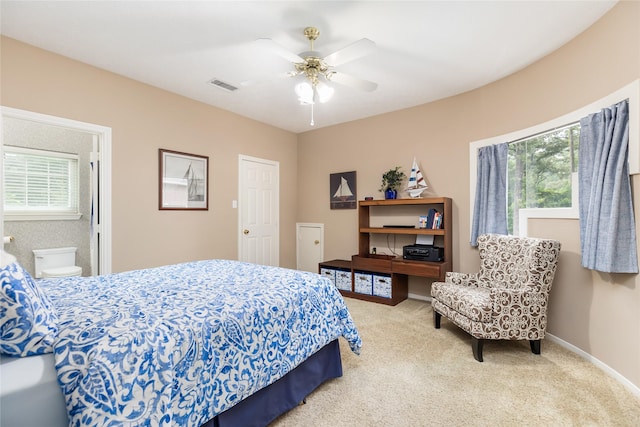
(3, 146), (79, 214)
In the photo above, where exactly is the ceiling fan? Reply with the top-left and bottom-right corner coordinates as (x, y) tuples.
(247, 27), (377, 107)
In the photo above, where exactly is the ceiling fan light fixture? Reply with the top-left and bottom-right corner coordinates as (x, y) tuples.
(295, 81), (314, 105)
(316, 82), (334, 103)
(256, 25), (373, 126)
(295, 81), (334, 105)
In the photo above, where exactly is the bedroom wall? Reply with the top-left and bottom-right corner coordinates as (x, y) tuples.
(0, 36), (299, 271)
(297, 1), (640, 391)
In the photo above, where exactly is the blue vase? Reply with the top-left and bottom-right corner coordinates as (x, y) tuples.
(384, 189), (397, 200)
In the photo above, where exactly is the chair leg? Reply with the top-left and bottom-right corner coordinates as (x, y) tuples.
(434, 310), (441, 329)
(472, 337), (484, 362)
(530, 339), (541, 355)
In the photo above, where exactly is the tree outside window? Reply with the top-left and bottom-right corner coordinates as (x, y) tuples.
(507, 124), (580, 235)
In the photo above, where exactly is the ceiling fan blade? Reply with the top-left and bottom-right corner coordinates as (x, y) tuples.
(323, 38), (376, 66)
(330, 72), (378, 92)
(255, 38), (305, 63)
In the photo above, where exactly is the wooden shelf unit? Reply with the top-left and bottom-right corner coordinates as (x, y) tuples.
(354, 197), (453, 305)
(319, 198), (453, 306)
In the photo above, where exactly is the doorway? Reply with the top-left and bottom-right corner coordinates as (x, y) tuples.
(238, 155), (279, 266)
(1, 107), (112, 274)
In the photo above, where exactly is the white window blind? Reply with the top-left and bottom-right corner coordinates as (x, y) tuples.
(3, 146), (80, 219)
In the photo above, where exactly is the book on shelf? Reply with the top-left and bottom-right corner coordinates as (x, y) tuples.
(426, 209), (436, 229)
(432, 212), (442, 229)
(421, 209), (443, 229)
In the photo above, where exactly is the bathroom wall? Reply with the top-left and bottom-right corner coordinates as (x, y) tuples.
(2, 117), (92, 277)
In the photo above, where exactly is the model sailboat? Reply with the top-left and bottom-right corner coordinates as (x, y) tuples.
(333, 176), (354, 201)
(406, 158), (428, 198)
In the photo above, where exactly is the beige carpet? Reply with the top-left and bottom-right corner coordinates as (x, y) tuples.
(272, 297), (640, 426)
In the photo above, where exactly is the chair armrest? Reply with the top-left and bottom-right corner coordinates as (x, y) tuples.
(445, 272), (479, 287)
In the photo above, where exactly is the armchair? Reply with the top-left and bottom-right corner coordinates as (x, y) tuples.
(431, 233), (561, 362)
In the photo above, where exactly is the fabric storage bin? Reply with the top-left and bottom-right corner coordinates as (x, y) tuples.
(320, 268), (336, 287)
(373, 274), (392, 298)
(354, 271), (373, 295)
(335, 269), (352, 291)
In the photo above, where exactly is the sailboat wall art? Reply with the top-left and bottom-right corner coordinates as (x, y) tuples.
(330, 171), (357, 209)
(406, 157), (428, 198)
(159, 149), (209, 210)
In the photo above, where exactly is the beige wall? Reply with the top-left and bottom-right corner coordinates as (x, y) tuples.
(1, 36), (299, 271)
(2, 0), (639, 393)
(298, 1), (640, 390)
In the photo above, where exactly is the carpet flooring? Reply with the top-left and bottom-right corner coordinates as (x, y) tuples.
(272, 297), (640, 426)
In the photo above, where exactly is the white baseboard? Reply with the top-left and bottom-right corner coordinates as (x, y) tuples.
(408, 292), (430, 302)
(546, 333), (640, 400)
(407, 295), (640, 400)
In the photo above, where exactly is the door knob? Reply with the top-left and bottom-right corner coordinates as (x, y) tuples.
(314, 240), (320, 245)
(243, 229), (250, 235)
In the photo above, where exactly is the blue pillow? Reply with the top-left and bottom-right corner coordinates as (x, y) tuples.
(1, 261), (58, 356)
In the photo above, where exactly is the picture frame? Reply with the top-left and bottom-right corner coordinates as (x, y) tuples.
(159, 149), (209, 210)
(330, 171), (357, 209)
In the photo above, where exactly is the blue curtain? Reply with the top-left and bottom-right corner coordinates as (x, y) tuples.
(471, 143), (508, 246)
(579, 100), (638, 273)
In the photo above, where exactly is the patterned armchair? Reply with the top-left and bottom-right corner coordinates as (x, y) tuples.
(431, 233), (561, 362)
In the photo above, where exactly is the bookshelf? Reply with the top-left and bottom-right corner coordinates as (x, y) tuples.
(320, 197), (453, 306)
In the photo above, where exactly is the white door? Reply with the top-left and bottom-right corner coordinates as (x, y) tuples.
(238, 155), (279, 266)
(297, 223), (324, 272)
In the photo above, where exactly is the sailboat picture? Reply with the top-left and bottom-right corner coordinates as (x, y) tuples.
(406, 157), (428, 198)
(183, 162), (205, 202)
(159, 149), (209, 210)
(334, 176), (354, 200)
(330, 171), (357, 209)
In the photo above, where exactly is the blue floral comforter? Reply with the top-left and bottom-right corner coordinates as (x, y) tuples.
(39, 260), (362, 427)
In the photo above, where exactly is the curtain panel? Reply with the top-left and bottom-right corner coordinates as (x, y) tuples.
(579, 100), (638, 273)
(471, 143), (508, 246)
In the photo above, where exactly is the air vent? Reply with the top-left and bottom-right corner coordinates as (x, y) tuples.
(208, 78), (238, 92)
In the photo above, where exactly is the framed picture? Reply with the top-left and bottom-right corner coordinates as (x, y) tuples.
(330, 171), (357, 209)
(159, 149), (208, 210)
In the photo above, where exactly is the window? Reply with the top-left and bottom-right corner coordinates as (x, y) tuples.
(507, 123), (580, 235)
(470, 80), (639, 238)
(3, 146), (80, 220)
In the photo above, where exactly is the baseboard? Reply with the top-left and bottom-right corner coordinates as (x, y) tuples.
(545, 333), (640, 400)
(407, 295), (640, 400)
(408, 293), (430, 302)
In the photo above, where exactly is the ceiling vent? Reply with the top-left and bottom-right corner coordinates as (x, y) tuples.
(208, 78), (238, 92)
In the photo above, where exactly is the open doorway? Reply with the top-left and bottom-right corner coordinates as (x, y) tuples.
(1, 107), (112, 275)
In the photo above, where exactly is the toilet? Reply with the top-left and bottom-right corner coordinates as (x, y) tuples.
(33, 247), (82, 279)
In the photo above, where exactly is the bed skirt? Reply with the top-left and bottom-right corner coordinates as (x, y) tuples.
(203, 339), (343, 427)
(0, 340), (343, 427)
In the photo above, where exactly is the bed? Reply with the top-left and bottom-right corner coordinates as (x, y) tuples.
(0, 258), (362, 427)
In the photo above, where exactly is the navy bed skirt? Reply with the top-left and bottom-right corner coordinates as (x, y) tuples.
(203, 339), (343, 427)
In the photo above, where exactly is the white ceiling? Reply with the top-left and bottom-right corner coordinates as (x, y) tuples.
(1, 1), (617, 133)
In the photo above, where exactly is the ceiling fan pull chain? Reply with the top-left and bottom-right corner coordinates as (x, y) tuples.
(310, 103), (315, 126)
